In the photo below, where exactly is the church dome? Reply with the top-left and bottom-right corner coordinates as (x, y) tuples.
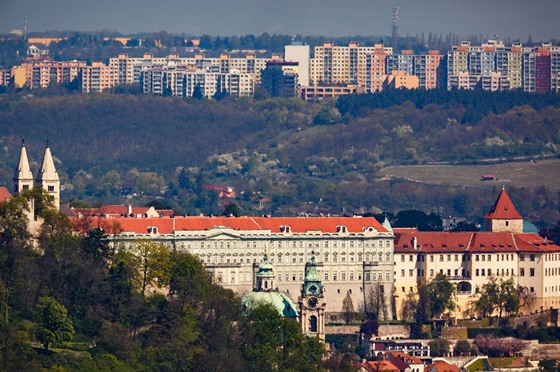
(241, 254), (299, 319)
(241, 291), (299, 318)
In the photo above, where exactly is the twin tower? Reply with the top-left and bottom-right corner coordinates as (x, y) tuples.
(13, 142), (60, 211)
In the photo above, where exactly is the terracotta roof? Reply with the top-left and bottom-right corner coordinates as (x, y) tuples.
(484, 189), (523, 220)
(393, 230), (560, 254)
(394, 231), (472, 253)
(514, 233), (560, 252)
(468, 232), (517, 252)
(99, 205), (153, 215)
(385, 351), (423, 365)
(425, 360), (460, 372)
(111, 216), (388, 234)
(0, 187), (12, 203)
(357, 360), (400, 372)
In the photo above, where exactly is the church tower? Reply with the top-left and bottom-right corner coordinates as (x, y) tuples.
(13, 141), (34, 195)
(36, 143), (60, 210)
(483, 188), (523, 233)
(13, 141), (35, 231)
(299, 255), (326, 341)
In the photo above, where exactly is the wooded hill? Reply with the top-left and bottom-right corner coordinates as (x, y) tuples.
(0, 89), (559, 226)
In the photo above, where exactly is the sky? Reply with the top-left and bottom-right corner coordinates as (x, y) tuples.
(1, 0), (559, 41)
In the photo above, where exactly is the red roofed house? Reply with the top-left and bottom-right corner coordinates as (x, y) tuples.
(356, 360), (400, 372)
(0, 187), (11, 204)
(393, 188), (560, 318)
(424, 360), (459, 372)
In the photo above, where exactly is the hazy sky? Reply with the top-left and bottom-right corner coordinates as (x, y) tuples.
(1, 0), (559, 41)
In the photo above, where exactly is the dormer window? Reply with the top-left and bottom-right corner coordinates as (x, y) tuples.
(147, 226), (158, 234)
(280, 225), (291, 233)
(337, 225), (347, 233)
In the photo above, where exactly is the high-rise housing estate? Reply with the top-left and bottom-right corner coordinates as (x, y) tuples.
(307, 42), (441, 95)
(447, 40), (560, 92)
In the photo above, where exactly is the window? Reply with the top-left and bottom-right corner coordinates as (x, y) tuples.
(430, 269), (434, 277)
(409, 269), (414, 277)
(530, 268), (535, 277)
(476, 269), (479, 276)
(401, 269), (405, 277)
(447, 255), (451, 262)
(520, 254), (525, 261)
(401, 255), (405, 262)
(48, 185), (54, 192)
(439, 255), (443, 262)
(488, 255), (491, 262)
(530, 254), (536, 262)
(454, 255), (458, 262)
(341, 272), (346, 281)
(409, 255), (413, 262)
(430, 255), (434, 262)
(324, 273), (329, 281)
(475, 255), (479, 261)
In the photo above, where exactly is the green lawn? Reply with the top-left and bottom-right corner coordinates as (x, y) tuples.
(379, 159), (560, 189)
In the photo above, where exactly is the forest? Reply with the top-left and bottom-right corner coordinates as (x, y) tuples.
(0, 87), (558, 227)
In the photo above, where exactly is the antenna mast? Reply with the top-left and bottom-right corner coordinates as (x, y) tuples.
(23, 16), (28, 40)
(391, 7), (399, 51)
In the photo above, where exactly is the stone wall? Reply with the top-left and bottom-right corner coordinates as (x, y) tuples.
(325, 324), (410, 339)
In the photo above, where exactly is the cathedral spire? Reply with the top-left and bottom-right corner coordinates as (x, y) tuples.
(13, 140), (34, 194)
(36, 143), (60, 209)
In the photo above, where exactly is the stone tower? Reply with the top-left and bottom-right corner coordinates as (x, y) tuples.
(36, 143), (60, 210)
(483, 188), (523, 233)
(299, 255), (326, 341)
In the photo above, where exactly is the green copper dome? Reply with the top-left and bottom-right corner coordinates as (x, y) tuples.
(241, 291), (299, 318)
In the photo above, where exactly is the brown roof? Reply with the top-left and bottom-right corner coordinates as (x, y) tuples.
(0, 187), (12, 203)
(484, 189), (523, 220)
(357, 360), (400, 372)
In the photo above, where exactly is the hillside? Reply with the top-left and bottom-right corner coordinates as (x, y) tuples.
(0, 91), (559, 225)
(380, 159), (560, 189)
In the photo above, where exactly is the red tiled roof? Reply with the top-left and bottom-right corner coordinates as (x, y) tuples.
(108, 216), (387, 235)
(425, 360), (459, 372)
(385, 351), (423, 365)
(99, 205), (152, 215)
(484, 189), (523, 220)
(393, 230), (560, 254)
(394, 231), (472, 253)
(468, 232), (517, 252)
(0, 187), (12, 203)
(514, 233), (560, 252)
(357, 360), (400, 372)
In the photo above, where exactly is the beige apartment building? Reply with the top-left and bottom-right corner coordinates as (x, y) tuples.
(11, 60), (86, 89)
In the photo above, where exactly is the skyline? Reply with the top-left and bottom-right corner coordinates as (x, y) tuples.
(1, 0), (559, 42)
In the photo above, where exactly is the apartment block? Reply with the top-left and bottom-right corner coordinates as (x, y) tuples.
(11, 60), (86, 89)
(447, 40), (560, 92)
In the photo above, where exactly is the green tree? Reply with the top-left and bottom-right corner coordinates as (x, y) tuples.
(427, 273), (456, 318)
(473, 276), (520, 319)
(342, 290), (355, 324)
(428, 338), (450, 357)
(132, 240), (172, 297)
(454, 339), (471, 356)
(34, 296), (75, 350)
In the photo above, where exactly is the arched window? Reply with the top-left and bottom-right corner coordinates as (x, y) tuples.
(309, 316), (318, 332)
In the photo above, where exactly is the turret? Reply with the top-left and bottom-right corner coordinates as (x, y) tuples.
(299, 254), (326, 340)
(36, 143), (60, 210)
(483, 188), (523, 233)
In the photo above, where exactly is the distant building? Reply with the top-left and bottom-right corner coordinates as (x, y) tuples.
(447, 40), (560, 92)
(285, 43), (310, 86)
(260, 61), (299, 97)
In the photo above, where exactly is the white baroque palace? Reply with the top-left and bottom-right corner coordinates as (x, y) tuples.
(105, 216), (396, 318)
